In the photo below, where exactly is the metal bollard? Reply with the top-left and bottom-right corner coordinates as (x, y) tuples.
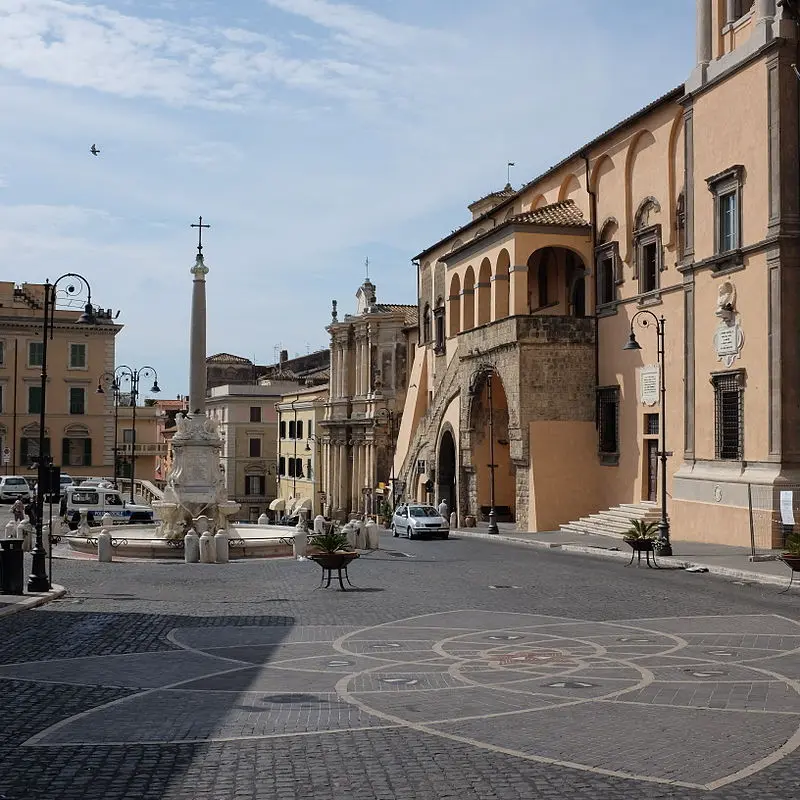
(97, 529), (113, 562)
(214, 530), (229, 564)
(184, 530), (200, 563)
(199, 530), (215, 563)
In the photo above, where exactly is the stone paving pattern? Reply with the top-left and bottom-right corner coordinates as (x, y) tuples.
(1, 533), (800, 798)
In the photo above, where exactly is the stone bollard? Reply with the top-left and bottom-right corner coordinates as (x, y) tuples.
(342, 521), (357, 550)
(293, 529), (308, 560)
(365, 521), (380, 550)
(78, 508), (91, 537)
(97, 529), (113, 562)
(450, 512), (457, 530)
(101, 513), (114, 530)
(313, 514), (325, 534)
(257, 513), (269, 526)
(184, 529), (200, 563)
(214, 530), (229, 563)
(5, 520), (17, 539)
(17, 519), (32, 552)
(199, 530), (215, 563)
(354, 519), (366, 549)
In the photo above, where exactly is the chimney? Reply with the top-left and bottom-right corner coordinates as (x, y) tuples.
(280, 349), (288, 364)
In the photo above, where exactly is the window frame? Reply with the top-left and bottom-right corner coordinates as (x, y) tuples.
(245, 475), (265, 496)
(279, 420), (286, 439)
(711, 369), (745, 461)
(248, 437), (262, 458)
(288, 420), (296, 439)
(596, 385), (620, 466)
(433, 304), (446, 355)
(594, 241), (619, 308)
(0, 339), (5, 367)
(28, 341), (44, 368)
(68, 386), (86, 415)
(68, 342), (88, 370)
(634, 224), (662, 295)
(249, 406), (262, 423)
(706, 165), (744, 262)
(28, 385), (43, 414)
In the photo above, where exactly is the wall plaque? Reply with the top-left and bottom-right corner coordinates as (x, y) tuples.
(713, 321), (744, 368)
(639, 365), (659, 406)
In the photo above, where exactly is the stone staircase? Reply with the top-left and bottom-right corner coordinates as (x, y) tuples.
(559, 501), (663, 540)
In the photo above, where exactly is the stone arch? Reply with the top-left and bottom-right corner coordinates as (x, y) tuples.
(666, 108), (684, 248)
(450, 238), (464, 252)
(462, 265), (475, 331)
(530, 194), (547, 211)
(558, 173), (582, 202)
(473, 228), (487, 240)
(436, 422), (457, 518)
(598, 216), (619, 243)
(590, 153), (614, 191)
(448, 273), (461, 337)
(493, 248), (510, 320)
(466, 367), (515, 522)
(624, 129), (657, 261)
(527, 246), (589, 316)
(634, 196), (662, 231)
(476, 258), (491, 326)
(503, 206), (516, 221)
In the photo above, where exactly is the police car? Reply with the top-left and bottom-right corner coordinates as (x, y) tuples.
(62, 485), (154, 529)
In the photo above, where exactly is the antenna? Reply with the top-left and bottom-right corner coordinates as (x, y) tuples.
(507, 162), (515, 185)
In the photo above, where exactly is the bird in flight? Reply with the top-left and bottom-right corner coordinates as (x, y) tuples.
(90, 144), (100, 156)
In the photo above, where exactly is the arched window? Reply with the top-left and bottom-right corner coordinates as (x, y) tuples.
(422, 303), (431, 343)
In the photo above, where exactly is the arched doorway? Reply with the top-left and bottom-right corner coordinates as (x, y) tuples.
(469, 371), (515, 522)
(437, 429), (456, 517)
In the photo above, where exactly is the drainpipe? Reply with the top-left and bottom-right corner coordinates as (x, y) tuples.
(582, 152), (600, 428)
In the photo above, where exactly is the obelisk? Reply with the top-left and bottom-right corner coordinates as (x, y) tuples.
(189, 216), (210, 415)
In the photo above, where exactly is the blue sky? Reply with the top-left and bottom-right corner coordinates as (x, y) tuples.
(0, 0), (695, 399)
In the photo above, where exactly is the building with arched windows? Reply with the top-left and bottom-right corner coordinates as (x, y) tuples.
(393, 1), (799, 546)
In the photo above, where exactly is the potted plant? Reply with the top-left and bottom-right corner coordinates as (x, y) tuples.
(780, 531), (800, 572)
(379, 500), (393, 529)
(308, 529), (359, 571)
(623, 519), (659, 553)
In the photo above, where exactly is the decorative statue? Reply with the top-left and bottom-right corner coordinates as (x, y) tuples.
(331, 299), (338, 323)
(715, 280), (736, 323)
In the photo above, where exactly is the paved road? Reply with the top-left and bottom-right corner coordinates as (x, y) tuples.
(1, 529), (799, 799)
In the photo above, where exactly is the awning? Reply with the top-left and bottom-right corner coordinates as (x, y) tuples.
(269, 498), (285, 511)
(289, 497), (312, 515)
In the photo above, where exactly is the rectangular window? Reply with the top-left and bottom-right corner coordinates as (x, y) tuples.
(249, 438), (261, 458)
(69, 343), (87, 369)
(417, 459), (426, 475)
(288, 458), (295, 478)
(295, 459), (304, 478)
(69, 387), (85, 415)
(595, 243), (618, 307)
(645, 413), (660, 435)
(641, 243), (658, 293)
(719, 191), (737, 253)
(297, 420), (304, 439)
(306, 458), (312, 480)
(245, 475), (265, 496)
(434, 308), (446, 354)
(635, 225), (661, 295)
(0, 340), (4, 366)
(62, 437), (92, 467)
(0, 385), (3, 414)
(597, 386), (620, 463)
(250, 406), (261, 423)
(28, 385), (43, 414)
(713, 372), (744, 460)
(28, 341), (43, 367)
(123, 428), (135, 444)
(288, 420), (296, 439)
(279, 456), (285, 475)
(279, 420), (286, 439)
(21, 437), (50, 466)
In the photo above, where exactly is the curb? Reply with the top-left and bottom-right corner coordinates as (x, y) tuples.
(453, 530), (796, 590)
(0, 584), (67, 618)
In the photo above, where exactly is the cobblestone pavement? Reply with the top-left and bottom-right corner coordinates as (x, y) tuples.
(2, 531), (800, 799)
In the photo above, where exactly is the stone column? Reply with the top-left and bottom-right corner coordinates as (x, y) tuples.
(509, 265), (529, 315)
(189, 253), (209, 415)
(351, 444), (360, 513)
(334, 345), (342, 399)
(696, 0), (712, 67)
(338, 441), (347, 514)
(725, 0), (736, 24)
(360, 338), (368, 394)
(757, 0), (775, 23)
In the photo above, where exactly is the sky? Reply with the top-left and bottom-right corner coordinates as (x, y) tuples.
(0, 0), (695, 399)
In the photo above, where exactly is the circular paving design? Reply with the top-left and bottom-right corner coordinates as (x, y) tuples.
(5, 610), (800, 790)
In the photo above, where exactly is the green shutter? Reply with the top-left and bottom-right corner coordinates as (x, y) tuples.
(84, 438), (92, 466)
(62, 438), (69, 466)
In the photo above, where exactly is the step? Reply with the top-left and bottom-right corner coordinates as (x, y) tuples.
(560, 521), (626, 539)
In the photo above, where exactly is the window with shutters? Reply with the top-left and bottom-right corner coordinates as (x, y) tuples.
(278, 456), (285, 475)
(597, 386), (620, 465)
(712, 371), (744, 460)
(62, 437), (92, 467)
(0, 340), (5, 366)
(707, 165), (744, 265)
(595, 242), (619, 307)
(245, 475), (265, 496)
(279, 420), (286, 439)
(69, 343), (87, 369)
(28, 385), (43, 414)
(306, 458), (312, 480)
(297, 420), (304, 439)
(20, 437), (50, 466)
(249, 437), (261, 458)
(28, 341), (43, 368)
(288, 420), (296, 439)
(69, 387), (86, 415)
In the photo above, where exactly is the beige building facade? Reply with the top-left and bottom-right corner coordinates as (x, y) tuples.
(207, 381), (300, 522)
(114, 403), (164, 486)
(276, 385), (328, 518)
(0, 281), (121, 481)
(322, 278), (417, 519)
(395, 0), (799, 546)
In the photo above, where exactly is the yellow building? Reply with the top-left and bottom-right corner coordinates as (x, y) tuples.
(395, 1), (796, 547)
(114, 403), (164, 487)
(276, 384), (329, 518)
(0, 281), (120, 481)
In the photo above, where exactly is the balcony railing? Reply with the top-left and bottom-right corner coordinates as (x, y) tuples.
(117, 443), (167, 455)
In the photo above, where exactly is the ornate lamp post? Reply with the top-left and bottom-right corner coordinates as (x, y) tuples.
(623, 311), (672, 556)
(97, 365), (160, 502)
(305, 433), (323, 515)
(96, 372), (122, 487)
(486, 373), (499, 535)
(30, 274), (97, 592)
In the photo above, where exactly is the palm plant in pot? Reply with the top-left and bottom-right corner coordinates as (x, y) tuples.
(307, 528), (358, 571)
(781, 530), (800, 571)
(623, 519), (659, 552)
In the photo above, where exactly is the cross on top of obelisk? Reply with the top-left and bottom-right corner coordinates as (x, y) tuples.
(191, 216), (210, 255)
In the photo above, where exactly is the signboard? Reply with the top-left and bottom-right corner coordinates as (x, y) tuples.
(2, 447), (10, 465)
(639, 366), (659, 407)
(714, 322), (744, 368)
(780, 491), (795, 526)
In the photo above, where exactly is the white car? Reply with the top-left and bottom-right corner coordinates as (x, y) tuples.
(0, 476), (32, 502)
(391, 504), (449, 539)
(62, 485), (154, 529)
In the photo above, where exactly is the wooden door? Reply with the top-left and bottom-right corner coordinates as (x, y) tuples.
(647, 440), (658, 502)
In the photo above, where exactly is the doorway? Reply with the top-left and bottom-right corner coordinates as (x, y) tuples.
(437, 429), (457, 517)
(646, 440), (658, 502)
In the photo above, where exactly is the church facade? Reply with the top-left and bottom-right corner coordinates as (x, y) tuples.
(393, 0), (800, 546)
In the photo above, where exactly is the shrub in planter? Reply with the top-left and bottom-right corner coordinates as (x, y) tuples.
(623, 519), (658, 542)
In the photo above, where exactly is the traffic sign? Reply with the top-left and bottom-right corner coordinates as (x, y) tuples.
(2, 447), (10, 464)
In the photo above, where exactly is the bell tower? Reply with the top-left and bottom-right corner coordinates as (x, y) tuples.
(687, 1), (782, 92)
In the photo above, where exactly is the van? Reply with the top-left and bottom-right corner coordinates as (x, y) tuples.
(62, 485), (154, 529)
(0, 476), (33, 502)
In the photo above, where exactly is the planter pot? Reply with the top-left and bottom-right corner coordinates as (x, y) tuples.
(780, 554), (800, 571)
(464, 515), (476, 528)
(624, 538), (655, 552)
(309, 551), (359, 570)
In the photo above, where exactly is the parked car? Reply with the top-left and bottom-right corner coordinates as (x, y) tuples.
(78, 477), (114, 488)
(61, 485), (154, 529)
(34, 473), (74, 502)
(0, 476), (33, 503)
(391, 504), (449, 539)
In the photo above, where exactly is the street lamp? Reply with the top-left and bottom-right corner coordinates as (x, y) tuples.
(30, 274), (98, 592)
(305, 433), (323, 515)
(486, 373), (499, 535)
(96, 372), (122, 488)
(97, 365), (160, 501)
(623, 310), (672, 556)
